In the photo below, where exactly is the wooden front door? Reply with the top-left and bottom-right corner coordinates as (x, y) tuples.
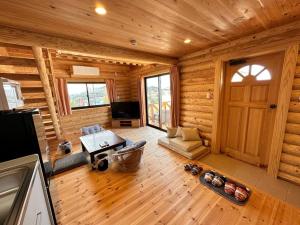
(221, 53), (284, 166)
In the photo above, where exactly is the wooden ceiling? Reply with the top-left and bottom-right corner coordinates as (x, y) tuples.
(0, 0), (300, 57)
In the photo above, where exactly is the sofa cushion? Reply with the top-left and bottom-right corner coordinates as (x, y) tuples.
(117, 140), (147, 154)
(158, 137), (209, 160)
(167, 127), (177, 138)
(169, 137), (202, 152)
(81, 124), (104, 135)
(181, 128), (201, 141)
(175, 126), (183, 137)
(133, 140), (147, 149)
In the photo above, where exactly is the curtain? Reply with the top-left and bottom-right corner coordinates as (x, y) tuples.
(56, 78), (72, 116)
(137, 76), (146, 127)
(170, 65), (180, 127)
(106, 79), (117, 103)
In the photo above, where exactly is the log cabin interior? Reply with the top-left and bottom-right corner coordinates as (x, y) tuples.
(1, 0), (300, 224)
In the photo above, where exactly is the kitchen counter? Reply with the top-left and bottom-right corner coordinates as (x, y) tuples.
(0, 155), (55, 225)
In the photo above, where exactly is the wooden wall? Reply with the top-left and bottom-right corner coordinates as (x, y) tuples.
(129, 61), (215, 142)
(0, 44), (57, 140)
(178, 59), (215, 141)
(177, 45), (300, 185)
(278, 50), (300, 184)
(59, 107), (111, 144)
(129, 64), (170, 100)
(52, 57), (134, 144)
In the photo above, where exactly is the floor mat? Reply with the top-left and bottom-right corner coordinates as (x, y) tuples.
(53, 152), (88, 175)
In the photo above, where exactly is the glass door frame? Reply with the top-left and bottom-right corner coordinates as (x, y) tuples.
(144, 73), (170, 132)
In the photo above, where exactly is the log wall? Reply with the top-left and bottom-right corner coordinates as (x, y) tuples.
(59, 107), (111, 144)
(129, 64), (170, 100)
(129, 62), (214, 142)
(52, 58), (133, 144)
(278, 51), (300, 185)
(178, 59), (215, 141)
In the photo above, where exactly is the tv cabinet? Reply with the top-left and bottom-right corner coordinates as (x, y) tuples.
(112, 119), (140, 128)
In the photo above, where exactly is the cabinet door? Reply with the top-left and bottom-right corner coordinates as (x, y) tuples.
(21, 170), (52, 225)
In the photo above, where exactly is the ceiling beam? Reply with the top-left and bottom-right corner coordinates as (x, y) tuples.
(0, 25), (177, 65)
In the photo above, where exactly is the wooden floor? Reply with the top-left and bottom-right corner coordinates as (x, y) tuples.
(50, 127), (300, 225)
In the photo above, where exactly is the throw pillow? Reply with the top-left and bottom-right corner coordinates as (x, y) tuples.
(118, 145), (136, 154)
(175, 126), (183, 137)
(167, 127), (177, 138)
(81, 124), (104, 135)
(181, 128), (201, 141)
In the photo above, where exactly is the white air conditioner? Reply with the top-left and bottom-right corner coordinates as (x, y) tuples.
(71, 65), (100, 76)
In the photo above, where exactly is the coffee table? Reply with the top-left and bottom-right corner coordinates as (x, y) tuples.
(80, 130), (126, 164)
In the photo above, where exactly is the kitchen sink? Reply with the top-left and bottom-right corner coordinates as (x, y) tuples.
(0, 167), (28, 224)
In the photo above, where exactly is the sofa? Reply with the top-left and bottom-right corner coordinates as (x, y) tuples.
(158, 127), (210, 159)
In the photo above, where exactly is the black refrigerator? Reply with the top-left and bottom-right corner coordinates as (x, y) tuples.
(0, 109), (57, 224)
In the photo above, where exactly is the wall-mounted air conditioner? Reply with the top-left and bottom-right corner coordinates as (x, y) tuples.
(71, 65), (100, 76)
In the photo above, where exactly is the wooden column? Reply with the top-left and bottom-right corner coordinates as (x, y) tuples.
(45, 49), (61, 116)
(267, 44), (299, 177)
(32, 46), (62, 140)
(211, 58), (224, 153)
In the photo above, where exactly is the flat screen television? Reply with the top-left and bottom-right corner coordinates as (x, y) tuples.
(111, 101), (140, 119)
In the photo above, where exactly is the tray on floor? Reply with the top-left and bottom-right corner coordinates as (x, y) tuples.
(199, 170), (251, 206)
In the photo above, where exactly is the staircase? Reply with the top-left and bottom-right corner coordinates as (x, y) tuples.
(0, 43), (58, 141)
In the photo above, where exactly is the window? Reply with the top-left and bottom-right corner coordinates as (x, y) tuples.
(231, 64), (271, 83)
(145, 74), (171, 130)
(67, 82), (110, 109)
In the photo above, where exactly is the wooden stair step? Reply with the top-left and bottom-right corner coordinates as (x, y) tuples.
(43, 120), (53, 126)
(46, 130), (56, 135)
(46, 136), (57, 141)
(45, 126), (54, 132)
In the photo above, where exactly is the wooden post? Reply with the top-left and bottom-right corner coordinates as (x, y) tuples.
(32, 46), (62, 140)
(211, 58), (224, 153)
(45, 49), (61, 118)
(267, 44), (299, 177)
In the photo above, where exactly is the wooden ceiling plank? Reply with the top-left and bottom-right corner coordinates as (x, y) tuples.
(180, 20), (300, 62)
(1, 0), (300, 56)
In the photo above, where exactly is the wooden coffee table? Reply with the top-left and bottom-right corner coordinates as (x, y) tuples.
(80, 130), (126, 164)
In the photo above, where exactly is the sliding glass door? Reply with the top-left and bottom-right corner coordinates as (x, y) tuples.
(145, 74), (171, 130)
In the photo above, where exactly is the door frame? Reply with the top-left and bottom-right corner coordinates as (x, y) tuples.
(144, 73), (170, 132)
(221, 55), (282, 166)
(211, 43), (299, 176)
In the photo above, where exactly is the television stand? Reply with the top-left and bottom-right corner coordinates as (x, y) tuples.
(112, 119), (140, 128)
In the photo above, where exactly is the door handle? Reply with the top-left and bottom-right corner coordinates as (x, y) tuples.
(270, 104), (277, 109)
(35, 211), (42, 225)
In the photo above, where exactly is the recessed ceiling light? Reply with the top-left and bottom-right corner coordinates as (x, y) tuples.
(184, 39), (191, 44)
(95, 6), (107, 15)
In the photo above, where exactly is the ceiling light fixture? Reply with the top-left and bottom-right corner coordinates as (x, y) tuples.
(130, 39), (137, 46)
(184, 39), (191, 44)
(95, 6), (107, 15)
